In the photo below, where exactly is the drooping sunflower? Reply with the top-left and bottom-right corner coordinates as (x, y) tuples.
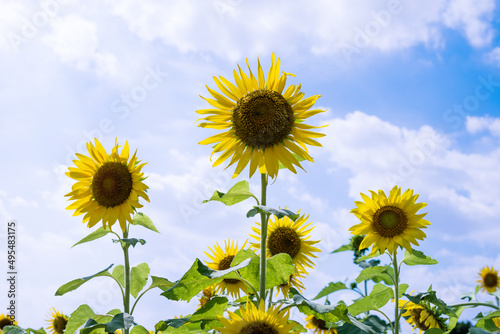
(205, 239), (248, 298)
(477, 266), (500, 293)
(198, 285), (216, 309)
(305, 315), (338, 334)
(250, 212), (320, 274)
(399, 300), (446, 334)
(216, 300), (295, 334)
(275, 270), (306, 299)
(197, 53), (326, 179)
(46, 308), (68, 334)
(0, 314), (17, 333)
(65, 138), (150, 233)
(349, 186), (430, 255)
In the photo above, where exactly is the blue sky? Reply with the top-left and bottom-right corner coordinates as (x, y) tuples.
(1, 0), (500, 331)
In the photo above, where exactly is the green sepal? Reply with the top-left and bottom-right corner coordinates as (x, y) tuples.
(355, 265), (390, 284)
(203, 181), (258, 205)
(55, 264), (113, 296)
(246, 205), (299, 221)
(80, 313), (135, 334)
(161, 258), (251, 301)
(72, 226), (110, 247)
(190, 296), (229, 322)
(290, 287), (349, 323)
(113, 238), (146, 247)
(132, 212), (160, 233)
(402, 249), (438, 266)
(131, 263), (150, 298)
(312, 282), (348, 300)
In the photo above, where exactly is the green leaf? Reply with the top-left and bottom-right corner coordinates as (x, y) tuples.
(72, 226), (111, 247)
(290, 288), (349, 323)
(474, 310), (500, 331)
(155, 318), (190, 332)
(370, 266), (394, 285)
(112, 265), (125, 288)
(348, 284), (394, 316)
(402, 249), (438, 266)
(113, 238), (146, 247)
(357, 259), (381, 269)
(131, 263), (150, 298)
(355, 251), (381, 263)
(148, 275), (175, 291)
(25, 328), (46, 334)
(3, 327), (25, 334)
(55, 264), (113, 296)
(190, 296), (229, 322)
(106, 309), (121, 316)
(80, 313), (135, 334)
(423, 329), (446, 334)
(403, 290), (456, 317)
(355, 265), (390, 284)
(64, 304), (96, 334)
(132, 212), (160, 233)
(130, 325), (150, 334)
(266, 253), (296, 289)
(230, 249), (260, 290)
(203, 181), (257, 206)
(313, 282), (348, 300)
(246, 206), (299, 221)
(331, 244), (354, 254)
(162, 258), (251, 301)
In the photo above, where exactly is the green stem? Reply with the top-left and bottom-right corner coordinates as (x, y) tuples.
(122, 227), (131, 334)
(393, 251), (400, 334)
(268, 287), (274, 309)
(449, 302), (500, 310)
(259, 173), (268, 305)
(374, 309), (394, 333)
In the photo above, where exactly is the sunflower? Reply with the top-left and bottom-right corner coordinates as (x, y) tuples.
(275, 270), (306, 299)
(0, 314), (16, 333)
(196, 53), (326, 179)
(216, 300), (295, 334)
(46, 308), (68, 334)
(493, 317), (500, 329)
(477, 266), (500, 293)
(305, 315), (338, 334)
(65, 138), (150, 233)
(198, 285), (216, 309)
(349, 186), (430, 255)
(205, 239), (249, 298)
(250, 212), (320, 274)
(399, 300), (446, 334)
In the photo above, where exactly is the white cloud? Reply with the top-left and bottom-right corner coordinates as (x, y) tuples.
(43, 15), (118, 77)
(321, 111), (500, 225)
(466, 115), (500, 137)
(485, 47), (500, 66)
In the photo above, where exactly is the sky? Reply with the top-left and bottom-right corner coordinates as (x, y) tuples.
(1, 0), (500, 331)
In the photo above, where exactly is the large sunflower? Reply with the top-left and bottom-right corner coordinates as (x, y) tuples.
(305, 315), (338, 334)
(349, 186), (430, 255)
(65, 138), (149, 233)
(250, 212), (320, 274)
(46, 308), (68, 334)
(216, 300), (295, 334)
(197, 53), (326, 179)
(399, 300), (446, 334)
(0, 314), (17, 333)
(205, 239), (249, 298)
(477, 266), (500, 293)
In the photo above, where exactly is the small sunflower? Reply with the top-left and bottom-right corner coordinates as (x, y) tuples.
(46, 308), (68, 334)
(197, 53), (326, 179)
(65, 138), (150, 233)
(250, 212), (320, 274)
(198, 285), (216, 309)
(216, 300), (295, 334)
(305, 315), (338, 334)
(399, 300), (446, 334)
(477, 266), (500, 293)
(0, 314), (17, 333)
(205, 239), (248, 298)
(349, 186), (430, 255)
(275, 270), (306, 299)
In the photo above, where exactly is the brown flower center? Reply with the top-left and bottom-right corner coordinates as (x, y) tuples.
(484, 273), (499, 287)
(0, 317), (14, 330)
(372, 206), (408, 237)
(218, 255), (239, 284)
(52, 316), (68, 334)
(411, 308), (430, 331)
(232, 89), (294, 149)
(267, 227), (301, 259)
(239, 320), (279, 334)
(92, 162), (133, 208)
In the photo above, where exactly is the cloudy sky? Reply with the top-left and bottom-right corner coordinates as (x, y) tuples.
(1, 0), (500, 331)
